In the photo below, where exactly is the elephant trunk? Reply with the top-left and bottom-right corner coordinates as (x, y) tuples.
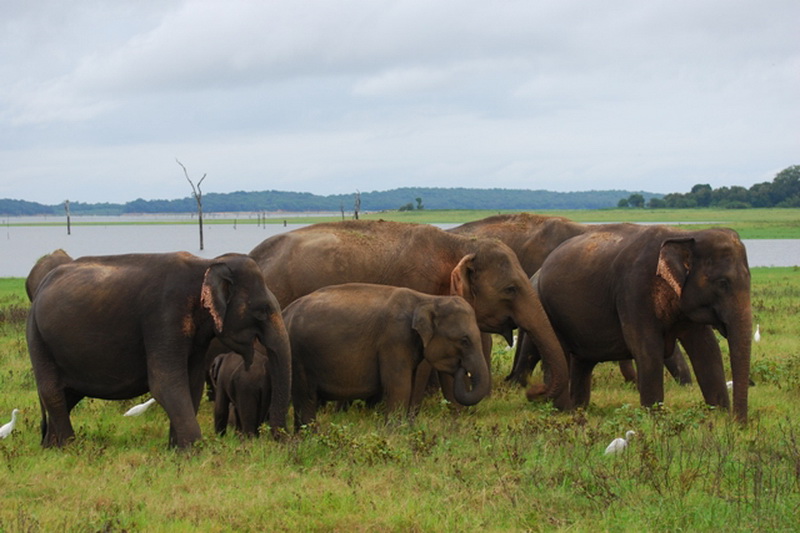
(727, 302), (752, 423)
(261, 313), (292, 438)
(518, 278), (571, 410)
(452, 349), (491, 406)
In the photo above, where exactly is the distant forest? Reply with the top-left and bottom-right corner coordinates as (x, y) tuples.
(0, 188), (659, 216)
(1, 165), (796, 216)
(618, 165), (800, 209)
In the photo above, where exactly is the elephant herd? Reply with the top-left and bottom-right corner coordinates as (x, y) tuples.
(23, 213), (753, 449)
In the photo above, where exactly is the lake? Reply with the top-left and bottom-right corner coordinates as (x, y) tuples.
(1, 218), (798, 277)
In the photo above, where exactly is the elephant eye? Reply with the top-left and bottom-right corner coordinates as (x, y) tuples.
(715, 278), (731, 291)
(503, 285), (518, 297)
(460, 336), (471, 347)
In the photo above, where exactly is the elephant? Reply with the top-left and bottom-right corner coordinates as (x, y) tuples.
(282, 283), (490, 428)
(209, 351), (271, 437)
(449, 213), (693, 386)
(26, 252), (292, 448)
(25, 249), (73, 301)
(249, 219), (569, 409)
(522, 224), (752, 421)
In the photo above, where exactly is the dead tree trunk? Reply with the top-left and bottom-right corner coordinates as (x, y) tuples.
(64, 200), (71, 235)
(177, 159), (206, 251)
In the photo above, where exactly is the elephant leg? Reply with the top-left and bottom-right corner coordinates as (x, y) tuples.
(664, 344), (693, 385)
(148, 359), (202, 448)
(410, 360), (438, 409)
(213, 386), (231, 436)
(508, 331), (542, 386)
(480, 332), (493, 373)
(678, 326), (729, 409)
(292, 366), (318, 430)
(570, 358), (596, 408)
(618, 360), (637, 383)
(237, 405), (260, 436)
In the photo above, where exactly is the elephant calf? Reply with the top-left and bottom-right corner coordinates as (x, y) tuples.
(283, 283), (490, 428)
(209, 352), (271, 437)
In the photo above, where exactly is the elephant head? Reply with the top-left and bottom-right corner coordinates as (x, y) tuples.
(26, 249), (73, 301)
(412, 296), (490, 405)
(655, 228), (752, 422)
(201, 254), (292, 435)
(449, 240), (569, 408)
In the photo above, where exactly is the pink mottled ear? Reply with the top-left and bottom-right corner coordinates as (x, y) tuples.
(450, 254), (476, 302)
(201, 263), (233, 334)
(655, 238), (693, 299)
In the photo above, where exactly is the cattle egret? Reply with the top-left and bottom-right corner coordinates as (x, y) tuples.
(754, 324), (761, 342)
(123, 398), (157, 417)
(726, 380), (734, 390)
(604, 430), (636, 455)
(0, 409), (19, 439)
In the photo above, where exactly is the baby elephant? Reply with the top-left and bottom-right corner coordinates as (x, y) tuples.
(283, 283), (490, 428)
(209, 351), (271, 437)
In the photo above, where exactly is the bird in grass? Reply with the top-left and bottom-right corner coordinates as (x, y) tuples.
(0, 409), (19, 439)
(754, 324), (761, 343)
(604, 430), (636, 455)
(123, 398), (157, 417)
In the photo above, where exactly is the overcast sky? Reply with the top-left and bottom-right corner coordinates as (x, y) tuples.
(1, 0), (797, 205)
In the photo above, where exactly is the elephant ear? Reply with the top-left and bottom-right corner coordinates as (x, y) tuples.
(655, 237), (694, 300)
(412, 302), (436, 348)
(201, 262), (234, 335)
(450, 254), (476, 303)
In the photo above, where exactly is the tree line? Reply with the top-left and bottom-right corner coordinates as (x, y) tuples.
(2, 165), (796, 216)
(0, 187), (657, 216)
(618, 165), (800, 209)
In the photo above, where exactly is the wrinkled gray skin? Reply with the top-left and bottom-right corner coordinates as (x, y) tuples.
(250, 220), (569, 409)
(210, 351), (271, 437)
(525, 225), (752, 421)
(449, 213), (693, 386)
(283, 284), (490, 428)
(25, 249), (73, 301)
(27, 252), (292, 448)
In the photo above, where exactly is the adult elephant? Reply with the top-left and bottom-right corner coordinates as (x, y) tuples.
(284, 284), (489, 427)
(449, 213), (693, 386)
(25, 249), (73, 301)
(27, 252), (292, 448)
(210, 351), (271, 437)
(249, 219), (569, 409)
(523, 225), (752, 421)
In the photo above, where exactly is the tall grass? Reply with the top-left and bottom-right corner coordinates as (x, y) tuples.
(0, 268), (798, 531)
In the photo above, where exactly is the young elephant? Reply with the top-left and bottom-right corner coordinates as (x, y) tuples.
(27, 252), (292, 448)
(209, 351), (271, 437)
(283, 283), (490, 428)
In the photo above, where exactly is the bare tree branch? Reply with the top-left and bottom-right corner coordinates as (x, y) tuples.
(177, 159), (206, 250)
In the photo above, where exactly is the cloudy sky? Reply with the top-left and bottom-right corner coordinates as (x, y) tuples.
(1, 0), (797, 205)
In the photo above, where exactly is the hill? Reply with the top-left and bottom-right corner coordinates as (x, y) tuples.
(0, 187), (659, 216)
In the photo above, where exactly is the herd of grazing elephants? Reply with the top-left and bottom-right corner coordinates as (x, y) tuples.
(23, 213), (753, 449)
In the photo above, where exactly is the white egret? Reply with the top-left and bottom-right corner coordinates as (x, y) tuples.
(754, 324), (761, 342)
(123, 398), (157, 417)
(726, 380), (734, 390)
(0, 409), (19, 439)
(604, 430), (636, 455)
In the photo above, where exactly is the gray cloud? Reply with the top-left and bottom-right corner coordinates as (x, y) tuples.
(1, 0), (797, 204)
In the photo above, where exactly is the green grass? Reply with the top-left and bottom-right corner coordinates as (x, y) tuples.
(8, 208), (800, 238)
(1, 268), (799, 530)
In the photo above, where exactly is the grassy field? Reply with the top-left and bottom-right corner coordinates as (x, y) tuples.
(0, 261), (799, 531)
(9, 207), (800, 239)
(2, 209), (799, 530)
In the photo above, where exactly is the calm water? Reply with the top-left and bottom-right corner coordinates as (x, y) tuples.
(0, 218), (798, 277)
